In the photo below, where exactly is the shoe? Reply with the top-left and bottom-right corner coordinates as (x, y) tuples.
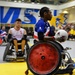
(20, 51), (25, 57)
(16, 52), (20, 57)
(16, 51), (25, 57)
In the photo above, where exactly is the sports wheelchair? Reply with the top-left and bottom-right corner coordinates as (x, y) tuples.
(25, 28), (75, 75)
(3, 39), (29, 62)
(25, 40), (75, 75)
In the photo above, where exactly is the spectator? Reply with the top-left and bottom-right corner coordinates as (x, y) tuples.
(0, 26), (7, 42)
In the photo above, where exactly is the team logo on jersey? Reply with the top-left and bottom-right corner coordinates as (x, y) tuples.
(20, 30), (22, 34)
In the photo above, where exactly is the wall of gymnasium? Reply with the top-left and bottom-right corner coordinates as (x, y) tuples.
(67, 8), (75, 23)
(0, 6), (68, 28)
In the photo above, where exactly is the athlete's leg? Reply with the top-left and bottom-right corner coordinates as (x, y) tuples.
(21, 39), (26, 53)
(13, 39), (18, 52)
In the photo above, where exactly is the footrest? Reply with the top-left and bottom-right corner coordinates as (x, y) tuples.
(16, 57), (25, 62)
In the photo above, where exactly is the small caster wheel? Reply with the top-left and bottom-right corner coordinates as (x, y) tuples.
(25, 69), (29, 75)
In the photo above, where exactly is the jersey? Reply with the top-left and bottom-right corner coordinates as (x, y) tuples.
(0, 29), (7, 39)
(10, 28), (25, 40)
(34, 18), (50, 41)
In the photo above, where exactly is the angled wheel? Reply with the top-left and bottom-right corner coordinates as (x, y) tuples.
(26, 42), (30, 54)
(3, 43), (11, 61)
(27, 41), (61, 75)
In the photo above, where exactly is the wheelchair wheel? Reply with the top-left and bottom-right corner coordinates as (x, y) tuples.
(50, 41), (64, 50)
(3, 43), (11, 61)
(27, 41), (61, 75)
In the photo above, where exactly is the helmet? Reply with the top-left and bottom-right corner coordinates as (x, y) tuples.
(54, 29), (68, 42)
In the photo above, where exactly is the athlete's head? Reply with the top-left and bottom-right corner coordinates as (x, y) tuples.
(39, 7), (52, 21)
(1, 26), (6, 30)
(15, 18), (22, 28)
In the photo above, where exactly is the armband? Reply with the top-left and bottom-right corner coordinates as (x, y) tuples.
(23, 35), (27, 40)
(38, 32), (44, 41)
(8, 34), (12, 39)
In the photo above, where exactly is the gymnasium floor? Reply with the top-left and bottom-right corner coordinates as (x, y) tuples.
(0, 39), (75, 75)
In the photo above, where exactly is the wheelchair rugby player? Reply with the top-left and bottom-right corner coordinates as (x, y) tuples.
(25, 7), (75, 75)
(3, 18), (29, 61)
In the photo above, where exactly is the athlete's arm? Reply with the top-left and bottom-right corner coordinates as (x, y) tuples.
(8, 29), (12, 40)
(23, 29), (27, 40)
(38, 32), (44, 41)
(8, 29), (12, 34)
(24, 29), (27, 35)
(36, 22), (45, 41)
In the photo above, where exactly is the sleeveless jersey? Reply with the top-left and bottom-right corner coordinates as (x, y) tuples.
(10, 28), (25, 40)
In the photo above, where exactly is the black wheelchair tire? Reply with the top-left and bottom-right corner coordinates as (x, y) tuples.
(51, 41), (65, 59)
(3, 43), (11, 61)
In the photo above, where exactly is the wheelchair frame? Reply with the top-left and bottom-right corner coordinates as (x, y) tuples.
(3, 42), (29, 62)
